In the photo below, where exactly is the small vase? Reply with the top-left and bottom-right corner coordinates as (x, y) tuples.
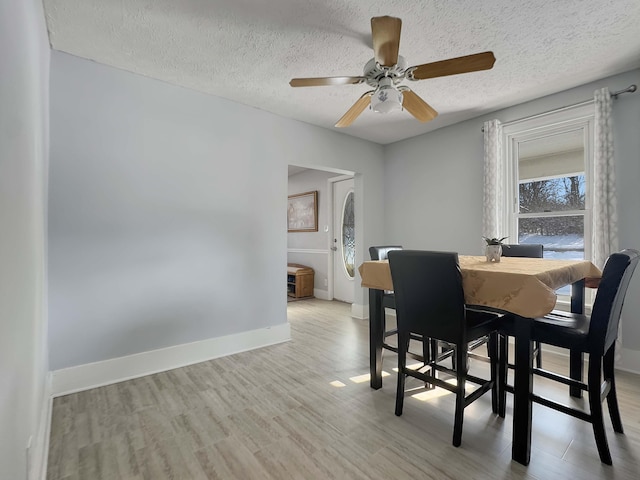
(486, 244), (502, 262)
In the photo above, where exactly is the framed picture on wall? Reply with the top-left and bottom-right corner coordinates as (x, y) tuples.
(287, 191), (318, 232)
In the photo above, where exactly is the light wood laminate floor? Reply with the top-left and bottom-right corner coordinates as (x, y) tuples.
(48, 299), (640, 479)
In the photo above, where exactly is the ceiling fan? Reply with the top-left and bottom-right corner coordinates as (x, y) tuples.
(289, 16), (496, 128)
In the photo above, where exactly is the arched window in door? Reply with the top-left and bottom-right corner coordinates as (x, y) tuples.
(342, 191), (355, 277)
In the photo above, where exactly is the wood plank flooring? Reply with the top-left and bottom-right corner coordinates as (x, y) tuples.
(47, 299), (640, 479)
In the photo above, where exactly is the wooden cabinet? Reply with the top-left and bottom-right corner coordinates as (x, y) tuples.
(287, 264), (314, 298)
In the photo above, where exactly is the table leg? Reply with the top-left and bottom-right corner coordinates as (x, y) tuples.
(570, 279), (585, 314)
(369, 288), (384, 389)
(512, 315), (533, 466)
(570, 279), (585, 398)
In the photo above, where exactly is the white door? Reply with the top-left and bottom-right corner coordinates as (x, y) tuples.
(332, 178), (355, 303)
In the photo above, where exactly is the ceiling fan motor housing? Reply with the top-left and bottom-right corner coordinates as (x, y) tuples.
(363, 55), (408, 88)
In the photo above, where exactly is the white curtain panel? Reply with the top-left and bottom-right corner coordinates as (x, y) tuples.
(592, 87), (619, 269)
(593, 87), (622, 360)
(482, 119), (504, 251)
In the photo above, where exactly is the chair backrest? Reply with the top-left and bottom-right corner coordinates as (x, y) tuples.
(388, 250), (466, 343)
(502, 244), (544, 258)
(589, 249), (640, 354)
(369, 245), (403, 261)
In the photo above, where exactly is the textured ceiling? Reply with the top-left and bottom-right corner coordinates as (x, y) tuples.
(44, 0), (640, 144)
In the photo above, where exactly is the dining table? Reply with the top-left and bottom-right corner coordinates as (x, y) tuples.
(358, 254), (601, 466)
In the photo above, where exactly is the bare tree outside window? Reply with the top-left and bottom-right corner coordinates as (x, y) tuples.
(518, 175), (585, 260)
(519, 175), (584, 214)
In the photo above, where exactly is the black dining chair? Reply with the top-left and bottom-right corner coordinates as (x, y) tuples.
(498, 249), (639, 464)
(368, 246), (403, 305)
(501, 243), (544, 258)
(388, 250), (502, 447)
(500, 243), (545, 369)
(369, 246), (403, 350)
(369, 246), (432, 361)
(467, 244), (545, 372)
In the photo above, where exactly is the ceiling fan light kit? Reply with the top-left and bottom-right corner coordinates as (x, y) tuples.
(371, 77), (403, 114)
(290, 16), (496, 128)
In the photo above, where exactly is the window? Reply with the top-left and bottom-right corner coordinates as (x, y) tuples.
(516, 130), (587, 260)
(503, 104), (594, 298)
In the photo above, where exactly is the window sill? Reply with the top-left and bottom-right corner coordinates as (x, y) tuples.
(554, 297), (593, 315)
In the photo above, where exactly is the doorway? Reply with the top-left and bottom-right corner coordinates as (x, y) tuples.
(287, 165), (356, 305)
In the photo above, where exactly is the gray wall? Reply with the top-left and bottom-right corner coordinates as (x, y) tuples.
(384, 69), (640, 354)
(49, 51), (385, 370)
(47, 46), (640, 375)
(0, 0), (50, 478)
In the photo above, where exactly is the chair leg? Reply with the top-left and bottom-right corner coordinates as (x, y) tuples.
(450, 342), (457, 370)
(535, 340), (542, 368)
(428, 338), (437, 363)
(421, 337), (436, 390)
(422, 337), (430, 364)
(588, 355), (613, 465)
(497, 333), (508, 418)
(603, 345), (624, 434)
(395, 333), (407, 416)
(452, 345), (467, 447)
(488, 332), (498, 414)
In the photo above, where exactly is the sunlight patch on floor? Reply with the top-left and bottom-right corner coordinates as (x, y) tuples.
(348, 370), (391, 384)
(391, 362), (426, 373)
(407, 378), (480, 401)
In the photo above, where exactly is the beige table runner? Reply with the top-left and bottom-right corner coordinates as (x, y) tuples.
(359, 255), (602, 318)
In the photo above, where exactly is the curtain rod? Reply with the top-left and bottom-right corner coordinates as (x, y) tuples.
(611, 84), (637, 98)
(480, 84), (637, 132)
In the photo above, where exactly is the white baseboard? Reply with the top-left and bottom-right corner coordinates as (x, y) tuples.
(618, 348), (640, 375)
(351, 303), (367, 319)
(313, 288), (330, 300)
(31, 372), (52, 480)
(51, 323), (291, 396)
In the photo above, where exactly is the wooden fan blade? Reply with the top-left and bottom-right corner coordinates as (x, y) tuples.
(401, 89), (438, 123)
(409, 51), (496, 80)
(371, 16), (402, 67)
(335, 92), (372, 128)
(289, 76), (365, 87)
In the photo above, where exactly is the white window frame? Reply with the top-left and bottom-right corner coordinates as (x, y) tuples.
(502, 103), (595, 307)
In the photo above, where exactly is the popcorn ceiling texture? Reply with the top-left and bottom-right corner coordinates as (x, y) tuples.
(44, 0), (640, 144)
